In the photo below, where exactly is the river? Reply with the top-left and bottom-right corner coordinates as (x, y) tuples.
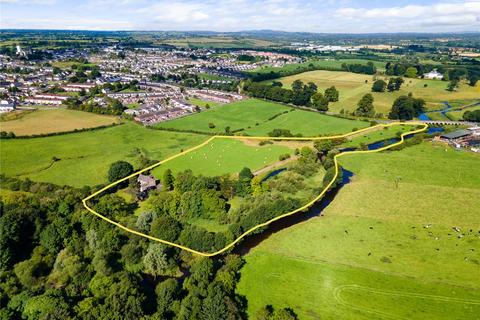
(233, 126), (441, 255)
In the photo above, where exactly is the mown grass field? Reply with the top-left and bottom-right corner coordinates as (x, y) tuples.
(237, 142), (480, 319)
(152, 138), (292, 178)
(157, 99), (289, 133)
(0, 109), (120, 136)
(273, 70), (480, 115)
(157, 99), (368, 136)
(0, 122), (206, 187)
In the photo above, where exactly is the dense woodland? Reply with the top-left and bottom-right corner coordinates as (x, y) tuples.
(0, 141), (344, 319)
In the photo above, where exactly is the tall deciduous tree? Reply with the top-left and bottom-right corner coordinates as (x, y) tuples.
(354, 93), (375, 118)
(163, 169), (175, 191)
(372, 80), (387, 92)
(107, 161), (133, 183)
(311, 92), (329, 111)
(143, 243), (169, 277)
(324, 86), (339, 102)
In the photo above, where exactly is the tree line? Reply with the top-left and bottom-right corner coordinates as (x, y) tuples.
(243, 79), (338, 111)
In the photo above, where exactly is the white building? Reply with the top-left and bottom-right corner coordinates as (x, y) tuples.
(25, 93), (68, 106)
(423, 70), (444, 80)
(0, 100), (15, 113)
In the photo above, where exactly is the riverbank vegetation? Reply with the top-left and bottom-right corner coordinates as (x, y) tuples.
(0, 176), (250, 319)
(93, 143), (331, 254)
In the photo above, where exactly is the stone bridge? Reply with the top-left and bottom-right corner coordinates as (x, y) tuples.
(412, 120), (478, 126)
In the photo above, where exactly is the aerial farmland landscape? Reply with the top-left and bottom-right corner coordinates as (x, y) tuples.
(0, 1), (479, 319)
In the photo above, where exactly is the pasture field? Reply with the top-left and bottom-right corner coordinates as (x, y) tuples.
(0, 122), (206, 187)
(156, 99), (290, 133)
(446, 105), (480, 121)
(157, 98), (368, 136)
(243, 109), (369, 136)
(0, 109), (120, 136)
(187, 97), (222, 109)
(50, 61), (97, 69)
(163, 36), (275, 48)
(237, 142), (480, 319)
(273, 70), (480, 115)
(152, 138), (292, 178)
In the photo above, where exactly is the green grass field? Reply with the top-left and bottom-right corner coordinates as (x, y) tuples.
(446, 104), (480, 121)
(0, 109), (120, 136)
(157, 98), (368, 136)
(274, 70), (480, 115)
(237, 142), (480, 319)
(152, 138), (292, 178)
(244, 109), (368, 136)
(51, 61), (97, 69)
(157, 99), (290, 133)
(163, 36), (275, 49)
(0, 122), (206, 187)
(187, 97), (222, 109)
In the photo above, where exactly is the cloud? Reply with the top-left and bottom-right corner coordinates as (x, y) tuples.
(1, 0), (480, 32)
(335, 1), (480, 30)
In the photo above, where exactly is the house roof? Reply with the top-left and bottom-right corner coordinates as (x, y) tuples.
(441, 129), (471, 139)
(137, 174), (156, 192)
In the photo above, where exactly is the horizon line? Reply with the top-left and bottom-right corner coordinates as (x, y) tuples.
(1, 28), (479, 35)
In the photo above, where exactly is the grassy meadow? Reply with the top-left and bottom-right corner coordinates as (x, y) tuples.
(273, 70), (480, 115)
(237, 142), (480, 319)
(152, 138), (292, 178)
(0, 109), (120, 136)
(0, 122), (206, 187)
(157, 98), (368, 136)
(187, 97), (223, 109)
(446, 104), (480, 121)
(163, 36), (275, 48)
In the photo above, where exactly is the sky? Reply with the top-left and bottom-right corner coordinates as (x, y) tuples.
(1, 0), (480, 33)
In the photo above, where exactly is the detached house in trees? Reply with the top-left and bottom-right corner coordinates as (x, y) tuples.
(137, 174), (157, 199)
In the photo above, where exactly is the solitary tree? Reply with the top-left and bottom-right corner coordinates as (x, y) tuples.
(387, 77), (404, 92)
(372, 80), (387, 92)
(404, 67), (418, 78)
(107, 161), (133, 183)
(447, 79), (459, 92)
(324, 86), (339, 102)
(354, 94), (375, 118)
(163, 169), (175, 191)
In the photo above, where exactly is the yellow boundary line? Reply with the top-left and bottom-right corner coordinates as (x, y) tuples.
(82, 122), (428, 257)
